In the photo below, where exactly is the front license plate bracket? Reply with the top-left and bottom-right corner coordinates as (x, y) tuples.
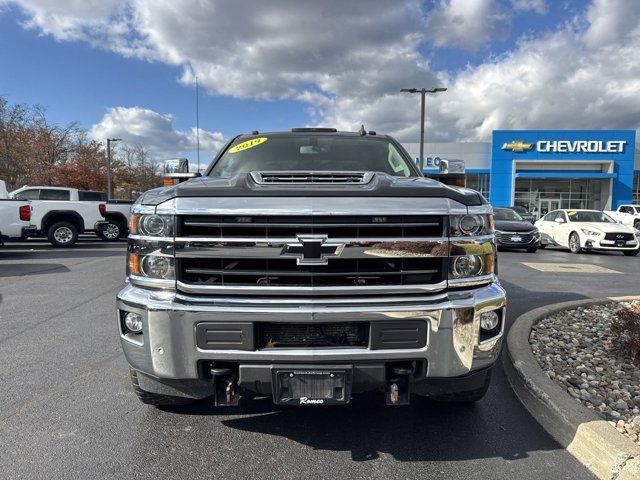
(272, 366), (353, 405)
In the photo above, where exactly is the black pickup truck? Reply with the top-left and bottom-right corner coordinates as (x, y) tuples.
(116, 129), (506, 408)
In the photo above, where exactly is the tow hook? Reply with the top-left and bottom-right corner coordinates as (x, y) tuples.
(210, 366), (240, 406)
(386, 365), (412, 406)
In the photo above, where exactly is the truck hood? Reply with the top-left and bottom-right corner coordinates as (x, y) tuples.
(137, 172), (487, 207)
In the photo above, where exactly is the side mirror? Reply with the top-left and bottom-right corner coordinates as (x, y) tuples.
(163, 158), (201, 184)
(554, 217), (565, 224)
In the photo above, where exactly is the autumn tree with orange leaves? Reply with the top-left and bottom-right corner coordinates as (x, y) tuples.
(0, 97), (160, 199)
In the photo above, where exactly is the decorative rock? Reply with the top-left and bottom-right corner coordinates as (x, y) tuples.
(529, 300), (640, 446)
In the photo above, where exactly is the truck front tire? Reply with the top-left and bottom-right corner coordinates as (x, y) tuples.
(98, 220), (123, 242)
(130, 369), (195, 406)
(47, 221), (78, 248)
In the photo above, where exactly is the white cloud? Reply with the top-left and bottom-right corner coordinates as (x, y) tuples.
(0, 0), (124, 40)
(89, 106), (226, 156)
(424, 0), (509, 51)
(583, 0), (639, 47)
(4, 0), (640, 145)
(509, 0), (547, 14)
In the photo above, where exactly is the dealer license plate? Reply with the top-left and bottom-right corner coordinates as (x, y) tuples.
(273, 368), (352, 405)
(511, 235), (522, 242)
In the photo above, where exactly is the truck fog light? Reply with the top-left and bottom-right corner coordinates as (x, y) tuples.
(124, 312), (143, 333)
(141, 255), (172, 278)
(451, 255), (483, 278)
(480, 311), (500, 332)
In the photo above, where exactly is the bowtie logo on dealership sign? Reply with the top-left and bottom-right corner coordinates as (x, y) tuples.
(501, 141), (533, 152)
(502, 139), (626, 153)
(281, 235), (345, 265)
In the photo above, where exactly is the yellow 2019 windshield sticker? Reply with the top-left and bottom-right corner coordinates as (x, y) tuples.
(568, 211), (577, 216)
(228, 137), (267, 153)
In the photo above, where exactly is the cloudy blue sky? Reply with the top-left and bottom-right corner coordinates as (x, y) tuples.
(0, 0), (638, 163)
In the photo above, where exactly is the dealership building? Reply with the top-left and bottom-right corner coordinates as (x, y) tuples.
(402, 130), (639, 217)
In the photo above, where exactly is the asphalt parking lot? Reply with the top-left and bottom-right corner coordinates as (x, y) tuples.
(2, 238), (639, 479)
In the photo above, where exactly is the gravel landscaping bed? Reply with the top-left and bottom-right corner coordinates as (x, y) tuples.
(530, 301), (640, 445)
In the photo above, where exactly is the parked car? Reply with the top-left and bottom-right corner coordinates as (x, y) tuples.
(604, 204), (640, 230)
(95, 200), (134, 241)
(509, 205), (536, 223)
(9, 186), (105, 247)
(117, 129), (506, 407)
(535, 209), (639, 256)
(0, 180), (36, 243)
(493, 207), (540, 252)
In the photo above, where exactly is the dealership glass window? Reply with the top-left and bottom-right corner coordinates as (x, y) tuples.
(514, 178), (605, 217)
(633, 173), (640, 203)
(466, 173), (490, 199)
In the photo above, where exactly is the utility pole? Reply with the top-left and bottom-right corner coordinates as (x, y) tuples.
(196, 75), (200, 173)
(106, 138), (121, 200)
(400, 87), (447, 172)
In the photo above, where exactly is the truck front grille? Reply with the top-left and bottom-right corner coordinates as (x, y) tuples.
(178, 215), (444, 239)
(175, 214), (447, 295)
(178, 257), (445, 287)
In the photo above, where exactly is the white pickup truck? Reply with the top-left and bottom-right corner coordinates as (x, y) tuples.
(0, 180), (37, 243)
(96, 200), (134, 242)
(9, 185), (106, 247)
(605, 205), (640, 230)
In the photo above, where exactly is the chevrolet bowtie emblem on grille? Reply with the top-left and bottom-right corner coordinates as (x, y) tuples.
(502, 140), (533, 152)
(281, 235), (345, 265)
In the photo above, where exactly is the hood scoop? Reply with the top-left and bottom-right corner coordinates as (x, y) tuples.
(250, 171), (374, 185)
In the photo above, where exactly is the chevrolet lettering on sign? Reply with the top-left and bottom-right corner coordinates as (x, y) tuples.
(502, 139), (627, 154)
(537, 140), (626, 153)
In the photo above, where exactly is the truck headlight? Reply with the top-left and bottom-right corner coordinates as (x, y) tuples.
(450, 214), (492, 236)
(128, 253), (175, 280)
(130, 214), (174, 237)
(141, 255), (174, 278)
(450, 255), (484, 278)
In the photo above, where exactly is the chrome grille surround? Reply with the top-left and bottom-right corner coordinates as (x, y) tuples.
(134, 197), (495, 295)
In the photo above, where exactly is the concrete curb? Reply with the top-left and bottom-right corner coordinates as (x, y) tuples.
(504, 296), (640, 480)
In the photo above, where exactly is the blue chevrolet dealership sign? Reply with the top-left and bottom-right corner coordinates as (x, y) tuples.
(489, 130), (636, 208)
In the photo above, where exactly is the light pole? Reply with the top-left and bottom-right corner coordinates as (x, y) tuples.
(400, 87), (447, 172)
(106, 138), (121, 200)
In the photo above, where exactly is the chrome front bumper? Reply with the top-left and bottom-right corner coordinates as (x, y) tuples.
(116, 282), (506, 383)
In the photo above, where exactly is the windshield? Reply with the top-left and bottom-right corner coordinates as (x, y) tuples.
(209, 134), (417, 178)
(494, 208), (523, 221)
(567, 211), (616, 223)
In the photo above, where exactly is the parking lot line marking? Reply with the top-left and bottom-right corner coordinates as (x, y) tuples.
(521, 263), (622, 274)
